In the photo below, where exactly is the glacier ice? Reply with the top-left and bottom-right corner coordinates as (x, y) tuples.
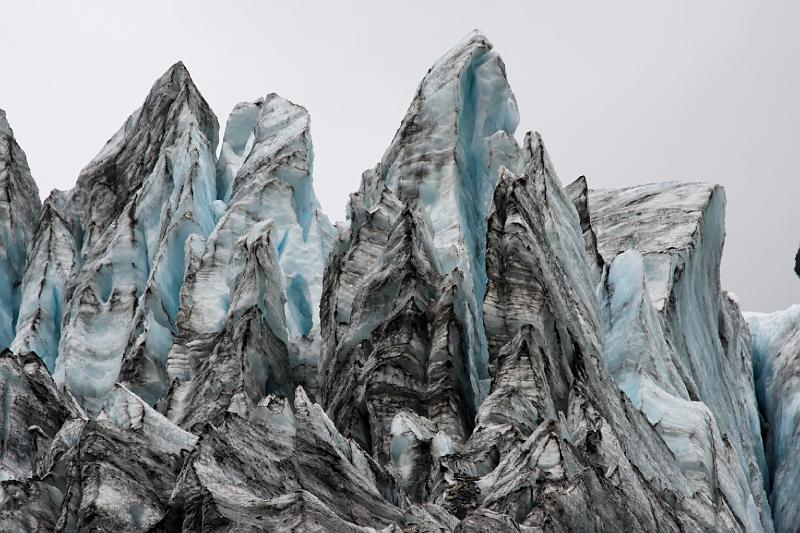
(319, 31), (523, 467)
(163, 93), (334, 427)
(163, 219), (295, 430)
(0, 350), (80, 486)
(53, 62), (220, 413)
(321, 31), (521, 418)
(0, 29), (792, 532)
(155, 387), (417, 531)
(10, 191), (77, 371)
(747, 305), (800, 532)
(5, 63), (334, 418)
(602, 250), (769, 532)
(0, 351), (198, 531)
(589, 181), (771, 531)
(0, 110), (42, 352)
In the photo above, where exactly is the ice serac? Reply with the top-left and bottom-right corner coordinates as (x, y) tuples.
(430, 134), (766, 530)
(0, 110), (42, 352)
(320, 29), (519, 455)
(465, 136), (678, 526)
(11, 191), (77, 371)
(321, 202), (478, 463)
(55, 62), (220, 413)
(165, 94), (333, 414)
(565, 175), (603, 283)
(218, 94), (335, 375)
(163, 221), (294, 430)
(747, 305), (800, 532)
(590, 181), (772, 531)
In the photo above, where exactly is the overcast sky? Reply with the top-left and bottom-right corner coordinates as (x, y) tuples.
(1, 1), (798, 312)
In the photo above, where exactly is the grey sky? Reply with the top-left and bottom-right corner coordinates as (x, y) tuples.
(1, 1), (798, 312)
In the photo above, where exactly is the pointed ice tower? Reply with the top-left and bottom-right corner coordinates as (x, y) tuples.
(321, 31), (521, 435)
(163, 93), (333, 426)
(54, 62), (221, 413)
(0, 110), (42, 351)
(11, 191), (77, 370)
(213, 95), (335, 391)
(163, 220), (295, 430)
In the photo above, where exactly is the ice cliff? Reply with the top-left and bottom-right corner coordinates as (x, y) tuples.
(0, 30), (788, 532)
(0, 110), (41, 353)
(747, 303), (800, 531)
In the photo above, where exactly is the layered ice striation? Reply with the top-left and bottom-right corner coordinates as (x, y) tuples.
(0, 350), (80, 487)
(11, 191), (77, 371)
(0, 29), (790, 531)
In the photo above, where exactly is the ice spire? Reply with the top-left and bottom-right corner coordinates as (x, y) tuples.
(321, 31), (521, 433)
(55, 62), (220, 413)
(164, 94), (334, 420)
(11, 190), (77, 369)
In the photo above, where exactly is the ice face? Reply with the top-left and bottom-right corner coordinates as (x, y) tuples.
(591, 182), (717, 309)
(592, 182), (772, 531)
(603, 250), (689, 402)
(0, 110), (42, 352)
(747, 306), (800, 532)
(602, 250), (768, 531)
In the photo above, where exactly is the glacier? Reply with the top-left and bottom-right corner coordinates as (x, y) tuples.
(165, 93), (334, 415)
(0, 110), (41, 353)
(0, 29), (793, 532)
(746, 305), (800, 532)
(592, 182), (771, 531)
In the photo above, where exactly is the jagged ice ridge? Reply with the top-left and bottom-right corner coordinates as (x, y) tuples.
(0, 30), (792, 532)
